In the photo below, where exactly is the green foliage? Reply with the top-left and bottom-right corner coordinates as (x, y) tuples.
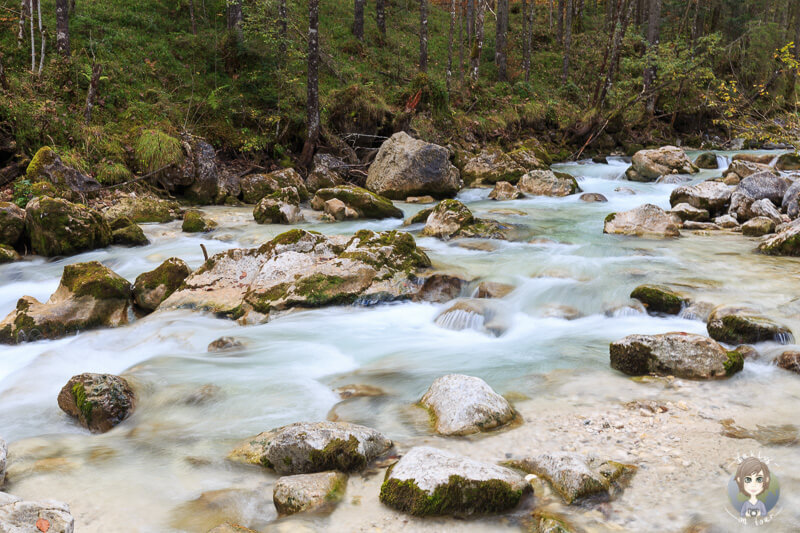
(12, 180), (33, 208)
(134, 129), (184, 174)
(96, 162), (133, 185)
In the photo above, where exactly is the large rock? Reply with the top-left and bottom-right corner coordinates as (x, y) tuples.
(750, 199), (782, 225)
(726, 160), (776, 180)
(758, 221), (800, 256)
(103, 194), (180, 223)
(240, 169), (308, 204)
(669, 181), (733, 215)
(421, 200), (512, 241)
(420, 374), (515, 436)
(603, 204), (681, 238)
(735, 171), (789, 206)
(625, 146), (698, 182)
(462, 147), (526, 185)
(782, 181), (800, 219)
(253, 187), (303, 225)
(366, 132), (462, 199)
(311, 185), (403, 219)
(379, 446), (529, 516)
(57, 373), (135, 433)
(306, 154), (346, 192)
(0, 492), (74, 533)
(488, 181), (522, 201)
(273, 472), (347, 515)
(609, 333), (744, 379)
(669, 203), (710, 222)
(132, 258), (191, 312)
(776, 152), (800, 171)
(111, 224), (149, 247)
(25, 196), (111, 257)
(26, 146), (100, 192)
(0, 261), (132, 344)
(630, 285), (690, 315)
(0, 202), (25, 248)
(694, 152), (719, 169)
(518, 170), (581, 197)
(228, 421), (392, 475)
(706, 306), (793, 345)
(183, 138), (222, 205)
(508, 453), (635, 504)
(182, 210), (217, 233)
(742, 217), (776, 237)
(161, 230), (430, 321)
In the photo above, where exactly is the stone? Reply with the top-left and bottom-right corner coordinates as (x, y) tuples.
(683, 221), (721, 230)
(681, 301), (715, 322)
(0, 438), (5, 487)
(240, 168), (308, 204)
(758, 221), (800, 256)
(178, 137), (221, 204)
(706, 306), (793, 345)
(670, 203), (710, 222)
(311, 185), (403, 219)
(26, 146), (100, 192)
(610, 333), (744, 379)
(731, 153), (775, 165)
(182, 210), (217, 233)
(713, 215), (739, 228)
(488, 181), (522, 201)
(669, 181), (733, 215)
(630, 285), (690, 315)
(273, 471), (347, 515)
(253, 187), (303, 225)
(0, 245), (21, 264)
(603, 204), (681, 238)
(723, 174), (741, 186)
(420, 374), (515, 436)
(208, 336), (244, 352)
(366, 132), (462, 199)
(508, 453), (636, 505)
(614, 187), (636, 195)
(404, 207), (434, 226)
(228, 421), (392, 475)
(656, 174), (692, 184)
(462, 147), (526, 185)
(112, 224), (150, 246)
(0, 202), (25, 248)
(518, 170), (581, 197)
(775, 152), (800, 171)
(379, 446), (529, 516)
(742, 217), (776, 237)
(133, 258), (191, 312)
(694, 152), (719, 169)
(334, 384), (385, 399)
(25, 196), (111, 257)
(726, 160), (776, 180)
(781, 181), (800, 219)
(413, 274), (466, 303)
(579, 192), (608, 203)
(57, 373), (135, 433)
(406, 195), (435, 204)
(475, 281), (514, 299)
(0, 261), (132, 344)
(161, 230), (431, 321)
(103, 195), (179, 223)
(625, 146), (698, 182)
(0, 492), (74, 533)
(776, 351), (800, 374)
(736, 171), (789, 205)
(421, 200), (512, 241)
(306, 154), (345, 192)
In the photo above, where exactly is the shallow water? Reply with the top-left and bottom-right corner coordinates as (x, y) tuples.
(1, 151), (799, 532)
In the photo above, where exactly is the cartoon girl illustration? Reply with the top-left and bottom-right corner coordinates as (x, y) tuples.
(735, 457), (770, 518)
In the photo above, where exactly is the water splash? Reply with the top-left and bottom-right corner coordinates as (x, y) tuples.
(434, 309), (485, 332)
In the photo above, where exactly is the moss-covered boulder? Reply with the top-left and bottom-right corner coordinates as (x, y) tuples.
(707, 306), (793, 345)
(742, 216), (776, 237)
(610, 332), (744, 379)
(253, 187), (303, 224)
(57, 373), (135, 433)
(103, 195), (180, 224)
(420, 374), (515, 436)
(603, 204), (681, 238)
(112, 224), (150, 246)
(421, 200), (513, 241)
(133, 258), (191, 312)
(694, 152), (719, 169)
(507, 453), (635, 505)
(758, 222), (800, 256)
(228, 421), (392, 475)
(775, 152), (800, 171)
(273, 471), (347, 515)
(630, 285), (690, 315)
(182, 209), (217, 233)
(405, 207), (434, 225)
(0, 244), (21, 264)
(518, 170), (581, 197)
(0, 261), (132, 344)
(306, 153), (346, 192)
(0, 201), (26, 247)
(311, 185), (403, 219)
(379, 446), (530, 516)
(462, 147), (527, 185)
(26, 146), (101, 192)
(625, 146), (698, 182)
(25, 196), (111, 257)
(240, 168), (308, 204)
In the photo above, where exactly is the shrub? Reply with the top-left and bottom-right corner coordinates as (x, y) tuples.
(134, 129), (184, 174)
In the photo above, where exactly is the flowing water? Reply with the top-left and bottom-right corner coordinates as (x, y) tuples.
(1, 152), (799, 532)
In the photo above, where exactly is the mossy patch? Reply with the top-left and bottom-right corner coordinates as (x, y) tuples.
(630, 285), (688, 315)
(72, 382), (94, 425)
(26, 146), (58, 181)
(112, 224), (150, 246)
(182, 210), (216, 233)
(725, 350), (745, 376)
(134, 129), (184, 174)
(313, 185), (403, 219)
(61, 261), (132, 300)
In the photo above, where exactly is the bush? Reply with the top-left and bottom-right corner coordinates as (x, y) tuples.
(96, 161), (133, 185)
(134, 129), (184, 174)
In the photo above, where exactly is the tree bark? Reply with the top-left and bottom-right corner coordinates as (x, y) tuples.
(84, 63), (102, 124)
(0, 54), (8, 92)
(419, 0), (428, 72)
(300, 0), (320, 168)
(522, 0), (531, 82)
(495, 0), (508, 82)
(643, 0), (662, 114)
(596, 0), (633, 109)
(563, 0), (573, 82)
(189, 0), (197, 35)
(448, 0), (455, 92)
(18, 0), (28, 48)
(37, 0), (45, 76)
(56, 0), (70, 57)
(458, 0), (464, 79)
(227, 0), (243, 41)
(557, 0), (565, 44)
(376, 0), (386, 36)
(29, 0), (35, 73)
(278, 0), (287, 56)
(353, 0), (365, 41)
(467, 0), (474, 45)
(471, 0), (486, 79)
(691, 0), (702, 42)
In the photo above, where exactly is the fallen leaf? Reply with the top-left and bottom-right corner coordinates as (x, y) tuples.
(36, 518), (50, 532)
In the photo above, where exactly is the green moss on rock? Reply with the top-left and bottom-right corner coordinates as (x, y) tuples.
(61, 261), (132, 300)
(182, 210), (216, 233)
(630, 285), (688, 315)
(25, 196), (112, 257)
(112, 224), (150, 246)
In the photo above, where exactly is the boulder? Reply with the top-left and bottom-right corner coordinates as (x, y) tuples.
(208, 336), (244, 352)
(421, 200), (512, 241)
(133, 258), (192, 312)
(758, 222), (800, 256)
(462, 147), (526, 185)
(706, 306), (793, 345)
(182, 210), (217, 233)
(0, 245), (20, 264)
(741, 217), (776, 237)
(736, 172), (789, 205)
(413, 274), (467, 303)
(723, 174), (741, 186)
(603, 204), (681, 238)
(0, 438), (5, 487)
(508, 453), (636, 504)
(625, 146), (698, 182)
(0, 202), (25, 248)
(184, 138), (222, 205)
(683, 221), (721, 231)
(57, 373), (135, 433)
(366, 132), (462, 199)
(406, 195), (436, 204)
(111, 224), (149, 247)
(311, 185), (403, 219)
(253, 187), (303, 225)
(306, 154), (346, 192)
(103, 195), (180, 223)
(405, 207), (434, 226)
(714, 214), (739, 228)
(322, 198), (357, 221)
(726, 160), (776, 180)
(775, 152), (800, 171)
(161, 229), (430, 321)
(273, 471), (347, 515)
(488, 181), (522, 201)
(781, 181), (800, 219)
(0, 492), (74, 533)
(669, 181), (733, 215)
(731, 153), (775, 165)
(475, 281), (514, 299)
(750, 199), (783, 224)
(26, 146), (100, 192)
(379, 446), (529, 516)
(25, 196), (111, 257)
(420, 374), (515, 436)
(240, 169), (308, 204)
(609, 333), (744, 379)
(694, 152), (719, 169)
(228, 421), (392, 475)
(579, 193), (608, 203)
(776, 351), (800, 374)
(0, 261), (132, 344)
(669, 203), (710, 222)
(630, 285), (690, 315)
(518, 170), (581, 197)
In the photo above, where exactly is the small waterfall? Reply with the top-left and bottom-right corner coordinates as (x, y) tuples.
(774, 331), (794, 345)
(434, 309), (485, 332)
(716, 155), (731, 171)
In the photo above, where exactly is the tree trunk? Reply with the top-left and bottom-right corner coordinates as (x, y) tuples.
(419, 0), (428, 72)
(37, 0), (44, 75)
(18, 0), (28, 48)
(458, 0), (464, 79)
(596, 0), (633, 109)
(471, 0), (486, 80)
(29, 0), (35, 73)
(377, 0), (386, 36)
(189, 0), (197, 35)
(562, 0), (573, 82)
(787, 1), (800, 108)
(353, 0), (365, 41)
(279, 0), (287, 56)
(56, 0), (70, 57)
(0, 54), (8, 92)
(300, 0), (320, 168)
(557, 0), (564, 43)
(227, 0), (243, 40)
(522, 0), (531, 82)
(467, 0), (474, 45)
(495, 0), (508, 82)
(448, 0), (455, 92)
(643, 0), (661, 114)
(84, 63), (102, 124)
(691, 0), (702, 42)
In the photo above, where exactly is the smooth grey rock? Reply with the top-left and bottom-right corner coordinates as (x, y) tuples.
(273, 471), (347, 515)
(782, 181), (800, 219)
(0, 492), (74, 533)
(713, 214), (739, 228)
(670, 203), (710, 222)
(420, 374), (515, 436)
(625, 146), (698, 182)
(603, 204), (681, 238)
(736, 172), (789, 205)
(518, 170), (581, 197)
(669, 181), (733, 215)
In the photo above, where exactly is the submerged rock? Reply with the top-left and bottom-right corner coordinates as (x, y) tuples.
(488, 181), (522, 201)
(228, 421), (392, 475)
(579, 192), (608, 203)
(630, 285), (690, 315)
(413, 274), (467, 303)
(669, 181), (732, 215)
(25, 196), (112, 257)
(518, 170), (581, 197)
(694, 152), (719, 169)
(706, 306), (793, 345)
(366, 132), (462, 199)
(111, 224), (149, 247)
(0, 492), (75, 533)
(57, 373), (135, 433)
(273, 471), (347, 515)
(420, 374), (515, 436)
(0, 202), (25, 248)
(182, 210), (217, 233)
(434, 299), (509, 337)
(603, 204), (681, 238)
(208, 336), (245, 352)
(776, 351), (800, 374)
(610, 333), (743, 379)
(253, 187), (303, 225)
(421, 200), (513, 241)
(311, 185), (403, 219)
(0, 261), (132, 344)
(475, 281), (514, 299)
(625, 146), (698, 182)
(379, 446), (529, 516)
(133, 258), (191, 312)
(508, 453), (636, 504)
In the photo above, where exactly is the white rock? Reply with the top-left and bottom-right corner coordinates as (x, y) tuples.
(420, 374), (515, 436)
(0, 492), (74, 533)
